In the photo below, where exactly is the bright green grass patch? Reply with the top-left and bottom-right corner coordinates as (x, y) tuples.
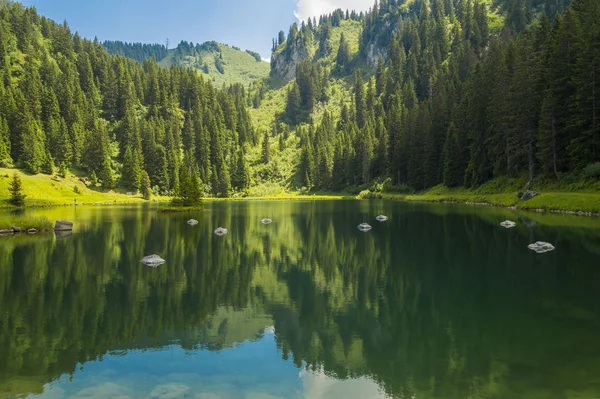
(159, 43), (269, 87)
(0, 168), (169, 208)
(383, 184), (600, 214)
(0, 215), (53, 231)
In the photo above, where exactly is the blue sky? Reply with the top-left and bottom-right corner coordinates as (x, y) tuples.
(21, 0), (374, 59)
(22, 0), (293, 59)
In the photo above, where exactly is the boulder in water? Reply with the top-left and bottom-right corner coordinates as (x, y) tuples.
(141, 254), (166, 267)
(27, 228), (38, 234)
(521, 190), (539, 200)
(376, 215), (388, 222)
(187, 219), (199, 225)
(500, 220), (516, 228)
(261, 218), (273, 224)
(54, 220), (73, 231)
(214, 227), (228, 236)
(358, 223), (372, 232)
(11, 226), (22, 233)
(528, 241), (555, 254)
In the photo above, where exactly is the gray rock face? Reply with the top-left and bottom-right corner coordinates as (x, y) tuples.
(270, 38), (311, 81)
(54, 220), (73, 231)
(528, 241), (555, 253)
(358, 223), (372, 232)
(141, 254), (166, 267)
(521, 190), (539, 200)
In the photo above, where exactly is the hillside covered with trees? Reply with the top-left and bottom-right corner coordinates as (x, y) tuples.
(104, 39), (270, 88)
(0, 0), (598, 203)
(0, 1), (257, 198)
(256, 0), (598, 195)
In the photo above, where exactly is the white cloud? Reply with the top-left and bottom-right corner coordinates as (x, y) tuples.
(294, 0), (374, 22)
(299, 368), (391, 399)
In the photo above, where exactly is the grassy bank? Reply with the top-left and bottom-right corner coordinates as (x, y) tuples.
(0, 168), (169, 208)
(0, 215), (53, 231)
(381, 184), (600, 215)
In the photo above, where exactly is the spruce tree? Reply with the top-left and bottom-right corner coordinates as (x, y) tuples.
(8, 173), (26, 206)
(262, 130), (270, 164)
(141, 171), (152, 200)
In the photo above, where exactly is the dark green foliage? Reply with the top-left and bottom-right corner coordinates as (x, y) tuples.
(173, 165), (202, 207)
(8, 173), (26, 206)
(141, 171), (152, 200)
(246, 50), (262, 62)
(336, 33), (350, 72)
(103, 41), (168, 63)
(90, 171), (98, 186)
(262, 130), (270, 164)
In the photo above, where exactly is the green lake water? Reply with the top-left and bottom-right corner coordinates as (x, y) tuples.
(1, 200), (600, 399)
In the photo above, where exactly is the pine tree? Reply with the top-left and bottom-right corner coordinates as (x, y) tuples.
(442, 123), (464, 187)
(336, 33), (350, 72)
(262, 130), (270, 164)
(8, 173), (26, 206)
(0, 117), (12, 167)
(121, 146), (142, 190)
(141, 170), (152, 200)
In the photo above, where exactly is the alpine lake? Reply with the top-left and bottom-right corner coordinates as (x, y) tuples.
(1, 200), (600, 399)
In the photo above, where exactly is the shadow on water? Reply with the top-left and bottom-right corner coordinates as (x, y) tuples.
(1, 201), (600, 398)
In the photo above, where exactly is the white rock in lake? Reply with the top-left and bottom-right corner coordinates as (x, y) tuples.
(187, 219), (199, 225)
(500, 220), (517, 228)
(528, 241), (555, 254)
(358, 223), (372, 232)
(376, 215), (388, 222)
(141, 254), (166, 267)
(261, 218), (273, 224)
(214, 227), (228, 236)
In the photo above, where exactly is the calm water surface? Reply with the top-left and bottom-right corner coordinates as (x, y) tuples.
(1, 200), (600, 399)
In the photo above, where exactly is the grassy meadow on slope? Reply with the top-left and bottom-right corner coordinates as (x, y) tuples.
(0, 168), (165, 207)
(158, 42), (270, 87)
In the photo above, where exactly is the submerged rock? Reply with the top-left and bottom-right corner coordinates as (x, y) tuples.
(27, 228), (38, 234)
(261, 218), (273, 224)
(521, 190), (539, 200)
(187, 219), (199, 225)
(358, 223), (372, 232)
(214, 227), (228, 236)
(520, 217), (538, 229)
(11, 226), (22, 233)
(376, 215), (388, 222)
(0, 229), (12, 235)
(141, 254), (166, 267)
(54, 220), (73, 231)
(500, 220), (516, 228)
(528, 241), (555, 254)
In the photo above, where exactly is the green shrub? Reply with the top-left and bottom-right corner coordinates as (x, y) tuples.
(357, 190), (382, 199)
(73, 186), (81, 194)
(583, 163), (600, 179)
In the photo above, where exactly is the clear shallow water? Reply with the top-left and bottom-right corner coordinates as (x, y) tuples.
(1, 200), (600, 399)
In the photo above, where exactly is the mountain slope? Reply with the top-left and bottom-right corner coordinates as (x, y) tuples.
(104, 40), (270, 87)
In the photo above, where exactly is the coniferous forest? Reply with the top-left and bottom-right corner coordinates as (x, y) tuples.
(0, 0), (598, 199)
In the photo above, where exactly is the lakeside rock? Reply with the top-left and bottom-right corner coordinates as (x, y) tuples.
(187, 219), (199, 225)
(214, 227), (228, 236)
(54, 220), (73, 231)
(521, 190), (539, 200)
(358, 223), (372, 232)
(528, 241), (555, 254)
(500, 220), (516, 228)
(11, 226), (22, 233)
(261, 218), (272, 224)
(376, 215), (388, 222)
(27, 228), (37, 234)
(141, 254), (166, 267)
(0, 229), (12, 235)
